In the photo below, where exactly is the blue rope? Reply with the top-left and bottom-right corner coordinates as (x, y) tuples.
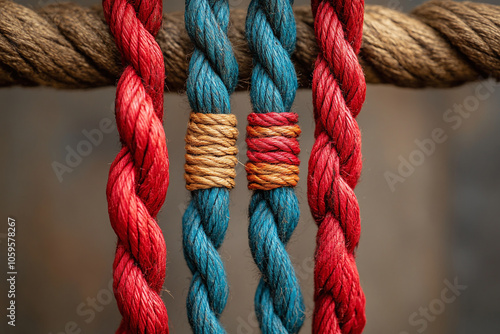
(183, 0), (238, 331)
(246, 0), (305, 332)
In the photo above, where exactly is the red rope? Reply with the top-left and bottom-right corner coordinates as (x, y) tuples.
(102, 0), (169, 332)
(308, 0), (366, 332)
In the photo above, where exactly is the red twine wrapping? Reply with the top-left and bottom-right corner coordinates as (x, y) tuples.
(246, 112), (301, 190)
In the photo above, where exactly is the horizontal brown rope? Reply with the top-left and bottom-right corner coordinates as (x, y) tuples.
(0, 0), (498, 90)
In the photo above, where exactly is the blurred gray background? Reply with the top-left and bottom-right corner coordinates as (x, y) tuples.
(1, 0), (500, 333)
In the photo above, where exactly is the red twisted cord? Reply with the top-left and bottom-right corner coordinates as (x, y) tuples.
(102, 0), (169, 332)
(308, 0), (366, 332)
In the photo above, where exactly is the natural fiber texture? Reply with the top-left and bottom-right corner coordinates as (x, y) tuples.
(102, 0), (170, 332)
(245, 0), (305, 331)
(0, 0), (499, 89)
(246, 113), (301, 191)
(308, 0), (366, 331)
(184, 113), (238, 190)
(246, 162), (300, 190)
(181, 0), (239, 330)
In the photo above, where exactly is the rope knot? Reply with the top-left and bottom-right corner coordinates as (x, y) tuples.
(246, 112), (301, 190)
(184, 112), (239, 191)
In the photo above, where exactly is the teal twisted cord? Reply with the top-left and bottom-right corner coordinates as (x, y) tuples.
(182, 0), (238, 331)
(246, 0), (305, 332)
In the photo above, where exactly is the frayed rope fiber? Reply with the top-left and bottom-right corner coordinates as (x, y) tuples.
(181, 0), (239, 329)
(309, 0), (366, 331)
(102, 0), (170, 332)
(245, 0), (305, 331)
(1, 1), (499, 89)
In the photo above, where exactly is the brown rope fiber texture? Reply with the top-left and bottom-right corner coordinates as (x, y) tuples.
(0, 0), (499, 90)
(184, 113), (238, 191)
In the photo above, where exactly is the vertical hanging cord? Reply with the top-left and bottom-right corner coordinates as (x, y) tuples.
(182, 0), (239, 331)
(308, 0), (366, 332)
(245, 0), (305, 332)
(102, 0), (169, 332)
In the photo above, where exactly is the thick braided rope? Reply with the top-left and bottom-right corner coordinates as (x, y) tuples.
(181, 0), (238, 330)
(102, 0), (169, 333)
(308, 0), (366, 332)
(245, 0), (305, 332)
(1, 1), (499, 90)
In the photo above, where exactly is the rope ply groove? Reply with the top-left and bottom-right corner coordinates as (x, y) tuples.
(102, 0), (170, 332)
(308, 0), (366, 331)
(245, 0), (305, 331)
(0, 0), (499, 90)
(181, 0), (239, 330)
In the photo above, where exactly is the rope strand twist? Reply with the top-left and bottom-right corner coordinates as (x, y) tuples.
(308, 0), (366, 332)
(102, 0), (170, 332)
(245, 0), (305, 331)
(308, 0), (366, 328)
(1, 1), (499, 89)
(182, 0), (239, 330)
